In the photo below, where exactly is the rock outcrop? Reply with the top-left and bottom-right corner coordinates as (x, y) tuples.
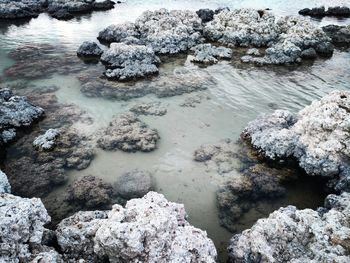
(97, 112), (160, 152)
(323, 24), (350, 45)
(0, 0), (45, 19)
(299, 6), (350, 18)
(33, 128), (60, 151)
(77, 41), (103, 57)
(189, 43), (232, 64)
(242, 90), (350, 192)
(228, 192), (350, 263)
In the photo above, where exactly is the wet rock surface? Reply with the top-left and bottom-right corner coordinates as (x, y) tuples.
(323, 24), (350, 45)
(242, 90), (350, 192)
(77, 41), (103, 57)
(0, 170), (11, 193)
(97, 112), (160, 152)
(190, 43), (232, 64)
(0, 0), (45, 19)
(196, 8), (215, 23)
(228, 192), (350, 263)
(33, 128), (60, 151)
(299, 6), (350, 18)
(179, 93), (210, 107)
(129, 101), (167, 116)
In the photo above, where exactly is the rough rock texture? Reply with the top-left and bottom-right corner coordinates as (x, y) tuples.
(56, 210), (109, 262)
(179, 94), (210, 107)
(100, 43), (160, 80)
(77, 41), (103, 57)
(67, 175), (113, 209)
(0, 170), (11, 193)
(190, 43), (232, 64)
(129, 102), (167, 116)
(97, 112), (160, 152)
(98, 9), (203, 54)
(0, 0), (45, 19)
(323, 24), (350, 45)
(228, 192), (350, 263)
(299, 6), (350, 17)
(196, 8), (214, 23)
(33, 128), (60, 151)
(113, 170), (153, 199)
(242, 90), (350, 192)
(31, 250), (63, 263)
(0, 193), (50, 262)
(94, 192), (217, 262)
(0, 88), (44, 145)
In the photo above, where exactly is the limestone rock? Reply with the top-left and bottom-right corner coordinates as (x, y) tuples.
(129, 102), (167, 116)
(190, 43), (232, 64)
(33, 129), (60, 151)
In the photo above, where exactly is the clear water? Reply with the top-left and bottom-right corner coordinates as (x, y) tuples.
(0, 0), (350, 262)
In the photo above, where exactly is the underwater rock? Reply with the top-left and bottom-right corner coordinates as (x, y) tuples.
(100, 43), (160, 80)
(299, 6), (350, 17)
(77, 41), (103, 57)
(190, 43), (232, 64)
(0, 88), (44, 145)
(0, 170), (11, 194)
(228, 192), (350, 262)
(196, 9), (215, 23)
(67, 175), (113, 209)
(97, 112), (160, 152)
(0, 0), (45, 19)
(113, 169), (153, 199)
(179, 94), (210, 107)
(33, 128), (60, 151)
(242, 90), (350, 192)
(0, 193), (50, 262)
(323, 24), (350, 45)
(129, 102), (167, 116)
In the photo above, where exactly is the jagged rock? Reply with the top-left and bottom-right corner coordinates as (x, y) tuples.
(323, 24), (350, 45)
(190, 43), (232, 64)
(31, 250), (63, 263)
(77, 41), (103, 57)
(94, 192), (217, 262)
(299, 6), (350, 17)
(56, 211), (109, 262)
(98, 22), (140, 43)
(228, 192), (350, 262)
(0, 0), (45, 19)
(246, 48), (260, 56)
(196, 9), (214, 23)
(0, 88), (44, 145)
(67, 175), (113, 209)
(33, 129), (60, 151)
(113, 170), (153, 199)
(129, 102), (167, 116)
(97, 112), (160, 152)
(0, 193), (50, 262)
(242, 90), (350, 191)
(100, 43), (160, 80)
(0, 170), (11, 193)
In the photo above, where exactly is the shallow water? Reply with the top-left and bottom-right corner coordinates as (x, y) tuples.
(0, 0), (350, 262)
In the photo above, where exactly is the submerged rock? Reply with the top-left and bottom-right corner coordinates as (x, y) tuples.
(242, 90), (350, 191)
(323, 24), (350, 45)
(100, 43), (160, 80)
(179, 93), (210, 107)
(190, 43), (232, 64)
(77, 41), (103, 57)
(129, 102), (167, 116)
(0, 88), (44, 145)
(33, 128), (60, 151)
(113, 169), (153, 199)
(0, 193), (50, 262)
(97, 112), (160, 152)
(0, 170), (11, 193)
(228, 192), (350, 262)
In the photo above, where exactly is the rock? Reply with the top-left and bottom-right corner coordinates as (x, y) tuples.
(190, 43), (232, 64)
(31, 250), (63, 263)
(0, 88), (44, 145)
(100, 43), (160, 80)
(0, 193), (50, 262)
(113, 170), (153, 199)
(301, 47), (317, 59)
(77, 41), (103, 57)
(242, 90), (350, 192)
(50, 9), (74, 20)
(0, 170), (11, 193)
(67, 175), (113, 209)
(299, 6), (350, 17)
(94, 192), (217, 262)
(228, 192), (350, 263)
(299, 6), (326, 17)
(246, 48), (260, 56)
(56, 210), (108, 262)
(315, 42), (335, 57)
(129, 102), (167, 116)
(196, 9), (214, 23)
(179, 94), (210, 107)
(98, 22), (140, 43)
(33, 129), (60, 151)
(326, 6), (350, 17)
(0, 0), (45, 19)
(323, 24), (350, 45)
(92, 0), (115, 10)
(215, 7), (230, 14)
(97, 112), (160, 152)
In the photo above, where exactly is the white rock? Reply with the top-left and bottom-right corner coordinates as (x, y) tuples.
(0, 169), (11, 193)
(33, 129), (60, 151)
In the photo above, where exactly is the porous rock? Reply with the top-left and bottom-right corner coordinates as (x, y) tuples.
(33, 128), (60, 151)
(129, 102), (167, 116)
(190, 43), (232, 64)
(323, 24), (350, 45)
(77, 41), (103, 57)
(0, 170), (11, 194)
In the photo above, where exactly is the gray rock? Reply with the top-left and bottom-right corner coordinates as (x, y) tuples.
(190, 43), (232, 64)
(129, 102), (167, 116)
(33, 129), (60, 151)
(98, 22), (140, 43)
(246, 48), (260, 56)
(0, 193), (50, 262)
(0, 170), (11, 194)
(299, 6), (326, 17)
(97, 112), (160, 152)
(196, 9), (214, 23)
(77, 41), (103, 57)
(100, 43), (160, 80)
(299, 6), (350, 18)
(0, 0), (45, 19)
(301, 47), (317, 59)
(179, 94), (210, 107)
(323, 24), (350, 45)
(31, 250), (64, 263)
(228, 192), (350, 263)
(114, 170), (153, 199)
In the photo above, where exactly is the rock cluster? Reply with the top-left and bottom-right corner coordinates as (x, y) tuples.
(129, 101), (167, 116)
(0, 88), (44, 145)
(242, 90), (350, 192)
(33, 128), (60, 151)
(0, 0), (45, 19)
(323, 24), (350, 45)
(190, 43), (232, 64)
(77, 41), (103, 57)
(97, 112), (160, 152)
(299, 6), (350, 17)
(228, 192), (350, 262)
(100, 43), (160, 80)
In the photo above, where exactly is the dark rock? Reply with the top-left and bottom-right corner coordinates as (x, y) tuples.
(50, 9), (74, 20)
(196, 9), (214, 23)
(77, 41), (103, 57)
(299, 6), (326, 17)
(315, 42), (334, 57)
(301, 47), (317, 59)
(323, 24), (350, 45)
